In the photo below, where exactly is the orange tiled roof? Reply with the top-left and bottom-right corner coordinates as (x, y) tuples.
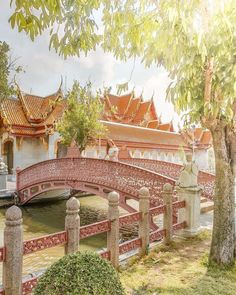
(125, 97), (141, 119)
(183, 127), (212, 149)
(198, 130), (212, 145)
(157, 123), (174, 132)
(133, 101), (151, 123)
(101, 93), (174, 131)
(147, 120), (159, 129)
(0, 87), (66, 137)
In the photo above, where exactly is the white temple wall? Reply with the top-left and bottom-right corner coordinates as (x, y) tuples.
(194, 149), (209, 171)
(84, 146), (98, 158)
(14, 137), (47, 169)
(48, 132), (61, 159)
(98, 146), (106, 159)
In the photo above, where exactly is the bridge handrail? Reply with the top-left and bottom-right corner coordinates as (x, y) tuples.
(121, 157), (216, 178)
(16, 157), (176, 205)
(17, 157), (176, 188)
(121, 158), (215, 200)
(0, 189), (187, 295)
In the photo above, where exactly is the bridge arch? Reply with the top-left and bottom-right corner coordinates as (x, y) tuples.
(16, 158), (176, 207)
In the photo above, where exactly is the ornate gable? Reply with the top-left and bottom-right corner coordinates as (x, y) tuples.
(101, 93), (174, 131)
(0, 85), (66, 137)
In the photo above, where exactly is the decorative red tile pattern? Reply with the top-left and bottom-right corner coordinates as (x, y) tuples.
(80, 220), (110, 239)
(17, 158), (176, 205)
(119, 238), (142, 255)
(23, 231), (67, 255)
(173, 200), (186, 210)
(121, 158), (215, 200)
(22, 276), (38, 295)
(149, 205), (166, 216)
(149, 229), (166, 243)
(119, 212), (141, 226)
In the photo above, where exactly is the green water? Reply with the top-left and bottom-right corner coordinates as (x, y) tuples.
(0, 195), (110, 278)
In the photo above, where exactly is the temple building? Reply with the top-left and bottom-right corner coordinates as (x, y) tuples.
(0, 86), (213, 174)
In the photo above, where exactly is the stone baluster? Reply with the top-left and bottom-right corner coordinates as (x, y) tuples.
(162, 183), (173, 244)
(138, 187), (150, 256)
(65, 197), (80, 254)
(3, 206), (23, 295)
(107, 191), (120, 268)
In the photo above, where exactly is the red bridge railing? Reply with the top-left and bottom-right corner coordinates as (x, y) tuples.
(16, 158), (176, 207)
(0, 184), (189, 295)
(121, 158), (215, 200)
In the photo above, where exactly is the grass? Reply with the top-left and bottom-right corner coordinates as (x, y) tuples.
(120, 230), (236, 295)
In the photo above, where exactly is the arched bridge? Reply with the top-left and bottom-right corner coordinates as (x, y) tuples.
(121, 158), (215, 200)
(16, 158), (176, 208)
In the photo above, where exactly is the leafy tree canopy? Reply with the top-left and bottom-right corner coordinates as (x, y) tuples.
(57, 81), (106, 152)
(0, 41), (12, 101)
(9, 0), (236, 126)
(0, 40), (24, 102)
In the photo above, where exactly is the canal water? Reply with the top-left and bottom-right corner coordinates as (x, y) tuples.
(0, 195), (115, 280)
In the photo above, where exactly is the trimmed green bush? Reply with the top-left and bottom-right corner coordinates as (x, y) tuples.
(33, 251), (125, 295)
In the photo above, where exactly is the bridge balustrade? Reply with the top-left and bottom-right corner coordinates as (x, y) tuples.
(121, 158), (215, 200)
(0, 184), (193, 295)
(16, 158), (176, 208)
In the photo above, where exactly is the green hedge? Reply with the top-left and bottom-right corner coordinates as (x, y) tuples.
(33, 251), (125, 295)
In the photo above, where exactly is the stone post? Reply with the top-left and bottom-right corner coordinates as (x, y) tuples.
(3, 206), (23, 295)
(175, 186), (201, 237)
(107, 191), (120, 268)
(138, 187), (150, 256)
(65, 197), (80, 254)
(162, 183), (173, 244)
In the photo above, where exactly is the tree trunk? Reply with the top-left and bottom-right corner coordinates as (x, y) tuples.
(228, 128), (236, 258)
(209, 121), (235, 266)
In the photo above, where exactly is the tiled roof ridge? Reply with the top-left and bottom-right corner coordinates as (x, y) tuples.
(125, 97), (141, 124)
(103, 92), (165, 129)
(120, 92), (134, 116)
(0, 86), (66, 137)
(17, 89), (32, 121)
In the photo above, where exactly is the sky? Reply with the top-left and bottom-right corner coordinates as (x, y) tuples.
(0, 1), (179, 124)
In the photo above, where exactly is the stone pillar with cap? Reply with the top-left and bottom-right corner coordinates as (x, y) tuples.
(163, 183), (173, 244)
(65, 197), (80, 254)
(138, 187), (150, 256)
(175, 155), (201, 237)
(107, 191), (120, 268)
(3, 206), (23, 295)
(0, 157), (8, 190)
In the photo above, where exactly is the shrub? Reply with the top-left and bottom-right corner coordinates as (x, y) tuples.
(33, 251), (125, 295)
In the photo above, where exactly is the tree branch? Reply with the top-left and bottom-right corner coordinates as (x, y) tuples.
(204, 57), (214, 102)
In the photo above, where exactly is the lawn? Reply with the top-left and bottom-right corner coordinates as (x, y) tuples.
(120, 231), (236, 295)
